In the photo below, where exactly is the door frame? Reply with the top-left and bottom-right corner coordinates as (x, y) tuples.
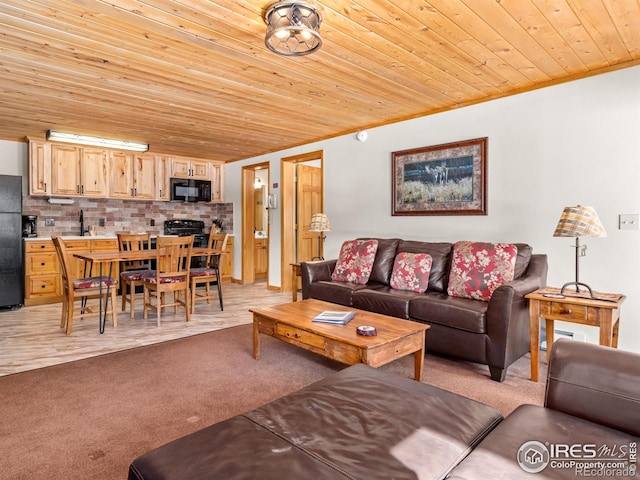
(280, 150), (324, 294)
(241, 162), (269, 285)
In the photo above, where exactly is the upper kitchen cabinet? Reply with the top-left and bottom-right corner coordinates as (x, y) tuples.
(50, 145), (107, 197)
(170, 158), (210, 180)
(156, 156), (170, 201)
(210, 162), (224, 203)
(29, 140), (51, 195)
(108, 152), (156, 200)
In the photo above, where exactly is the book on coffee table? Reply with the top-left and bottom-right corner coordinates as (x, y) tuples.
(312, 310), (355, 325)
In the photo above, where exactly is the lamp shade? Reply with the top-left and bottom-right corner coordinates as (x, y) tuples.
(264, 1), (322, 56)
(553, 206), (606, 238)
(309, 213), (331, 232)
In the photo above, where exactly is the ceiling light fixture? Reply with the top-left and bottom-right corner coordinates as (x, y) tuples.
(46, 130), (149, 152)
(264, 1), (323, 56)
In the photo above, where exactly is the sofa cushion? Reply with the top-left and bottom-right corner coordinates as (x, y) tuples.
(395, 241), (453, 292)
(409, 292), (488, 333)
(512, 243), (533, 279)
(357, 237), (401, 285)
(331, 239), (379, 284)
(352, 287), (420, 319)
(447, 404), (639, 480)
(447, 241), (518, 301)
(390, 252), (433, 293)
(307, 280), (381, 307)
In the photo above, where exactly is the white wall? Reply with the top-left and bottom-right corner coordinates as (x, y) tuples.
(0, 140), (29, 193)
(226, 66), (640, 352)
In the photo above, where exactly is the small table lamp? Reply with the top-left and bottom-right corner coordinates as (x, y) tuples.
(553, 205), (606, 297)
(308, 213), (331, 260)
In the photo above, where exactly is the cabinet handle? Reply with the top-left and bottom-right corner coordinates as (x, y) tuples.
(41, 262), (45, 266)
(44, 182), (47, 192)
(134, 188), (137, 196)
(560, 309), (572, 315)
(131, 188), (134, 196)
(77, 185), (80, 193)
(81, 185), (84, 194)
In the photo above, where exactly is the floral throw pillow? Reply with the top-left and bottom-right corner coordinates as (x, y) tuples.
(390, 252), (433, 293)
(331, 240), (379, 285)
(447, 241), (518, 301)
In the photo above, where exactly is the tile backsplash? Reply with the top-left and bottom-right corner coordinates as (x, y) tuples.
(22, 196), (233, 237)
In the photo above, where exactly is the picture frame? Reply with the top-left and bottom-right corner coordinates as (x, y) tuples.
(392, 137), (487, 216)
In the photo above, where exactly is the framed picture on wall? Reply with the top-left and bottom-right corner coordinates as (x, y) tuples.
(392, 137), (487, 216)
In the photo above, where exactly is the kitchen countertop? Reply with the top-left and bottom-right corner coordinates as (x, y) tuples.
(24, 233), (234, 241)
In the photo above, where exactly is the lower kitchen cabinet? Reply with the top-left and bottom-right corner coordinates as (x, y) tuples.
(24, 238), (119, 306)
(24, 240), (61, 304)
(220, 236), (234, 282)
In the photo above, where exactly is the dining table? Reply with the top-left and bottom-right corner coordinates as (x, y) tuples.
(74, 247), (228, 333)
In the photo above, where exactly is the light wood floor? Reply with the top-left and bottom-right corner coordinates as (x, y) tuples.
(0, 281), (293, 377)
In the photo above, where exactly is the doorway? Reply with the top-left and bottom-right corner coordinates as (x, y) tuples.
(281, 150), (324, 295)
(241, 162), (270, 285)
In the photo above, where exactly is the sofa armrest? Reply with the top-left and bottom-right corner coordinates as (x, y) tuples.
(484, 254), (548, 375)
(301, 260), (337, 299)
(545, 339), (640, 436)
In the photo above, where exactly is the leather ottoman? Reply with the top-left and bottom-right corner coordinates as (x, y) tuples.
(128, 364), (502, 480)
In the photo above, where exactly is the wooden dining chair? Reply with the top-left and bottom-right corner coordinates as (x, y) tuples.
(52, 236), (118, 335)
(142, 235), (193, 327)
(116, 231), (152, 318)
(189, 233), (229, 313)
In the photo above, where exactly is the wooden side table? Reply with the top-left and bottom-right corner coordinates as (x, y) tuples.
(291, 263), (301, 302)
(526, 287), (626, 382)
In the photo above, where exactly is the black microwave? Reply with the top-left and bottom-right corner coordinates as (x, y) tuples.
(170, 178), (212, 202)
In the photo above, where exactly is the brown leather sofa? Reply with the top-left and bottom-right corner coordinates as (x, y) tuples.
(448, 339), (640, 479)
(301, 238), (548, 381)
(128, 340), (639, 480)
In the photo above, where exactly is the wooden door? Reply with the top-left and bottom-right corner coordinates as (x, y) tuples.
(296, 164), (322, 262)
(254, 186), (265, 232)
(133, 153), (156, 199)
(80, 148), (107, 197)
(108, 151), (134, 198)
(51, 145), (81, 196)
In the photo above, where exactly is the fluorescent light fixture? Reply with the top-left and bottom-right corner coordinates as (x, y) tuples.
(46, 130), (149, 152)
(48, 197), (75, 205)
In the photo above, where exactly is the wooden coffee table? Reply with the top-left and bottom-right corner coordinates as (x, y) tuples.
(251, 299), (430, 380)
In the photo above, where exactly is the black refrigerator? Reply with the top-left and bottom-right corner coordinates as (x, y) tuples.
(0, 175), (23, 309)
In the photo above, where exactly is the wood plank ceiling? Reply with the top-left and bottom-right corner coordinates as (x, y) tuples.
(1, 1), (639, 162)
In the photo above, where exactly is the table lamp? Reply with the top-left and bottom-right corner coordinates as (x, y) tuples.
(553, 205), (606, 297)
(308, 213), (331, 260)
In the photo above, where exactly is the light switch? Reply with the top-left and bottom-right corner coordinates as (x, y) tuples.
(619, 214), (639, 230)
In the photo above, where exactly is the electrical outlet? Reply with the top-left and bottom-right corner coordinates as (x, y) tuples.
(150, 219), (155, 227)
(45, 218), (55, 226)
(98, 218), (105, 227)
(619, 214), (639, 230)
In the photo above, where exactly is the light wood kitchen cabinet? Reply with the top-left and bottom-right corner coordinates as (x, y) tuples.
(170, 158), (210, 180)
(29, 140), (51, 195)
(108, 152), (156, 200)
(24, 240), (60, 304)
(156, 156), (171, 201)
(50, 145), (107, 197)
(28, 141), (224, 202)
(51, 144), (81, 196)
(220, 236), (234, 282)
(254, 238), (268, 278)
(211, 162), (224, 202)
(24, 238), (120, 306)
